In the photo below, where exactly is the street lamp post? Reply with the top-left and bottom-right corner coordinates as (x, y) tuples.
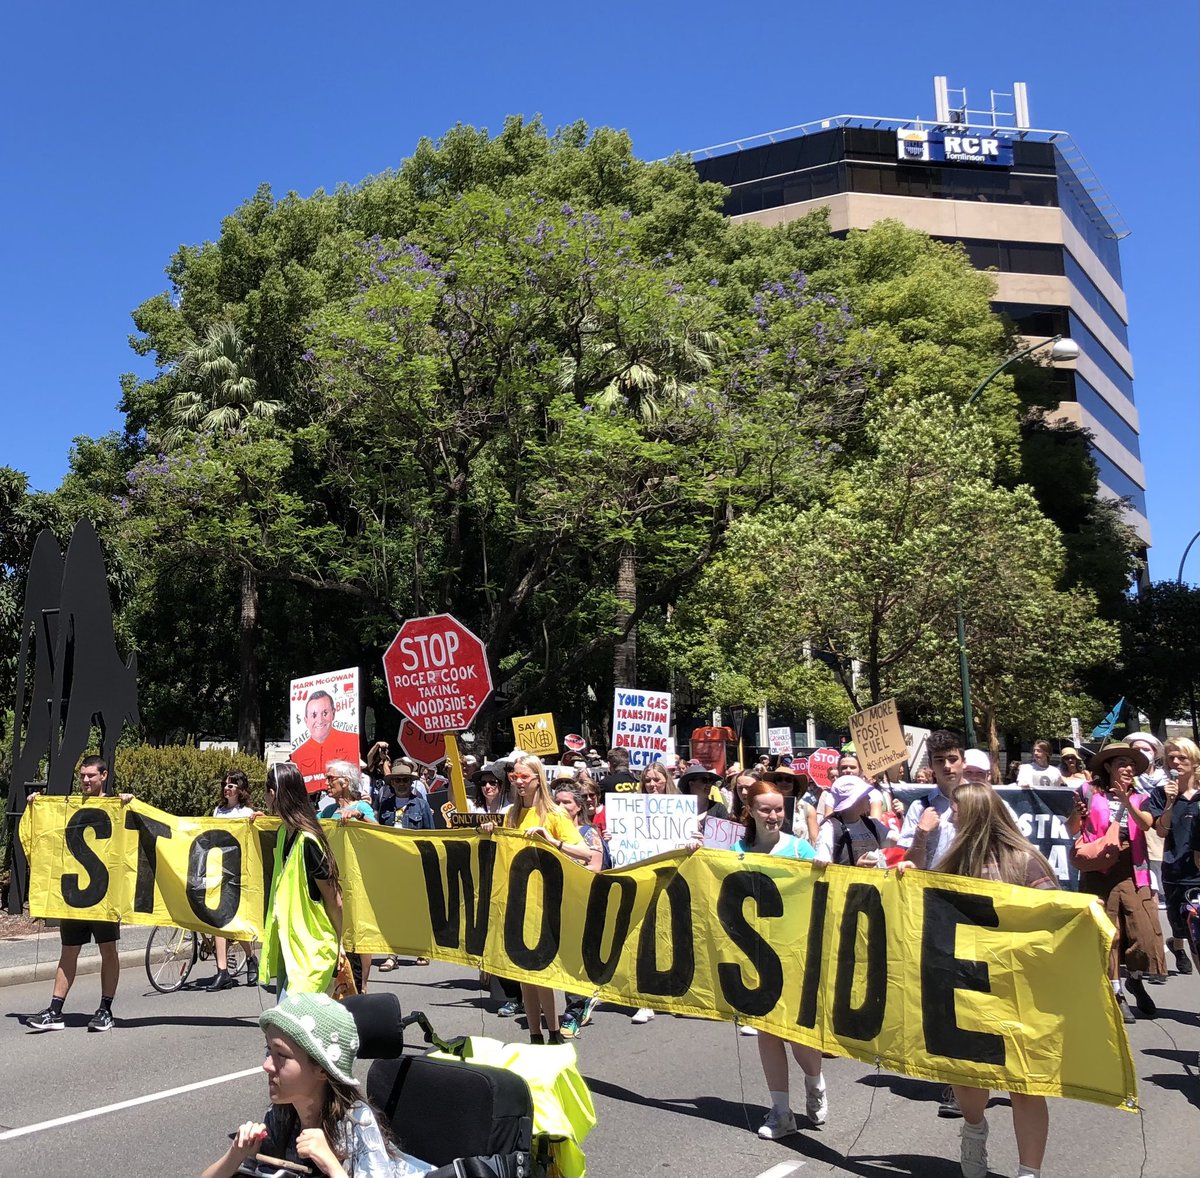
(1178, 530), (1200, 740)
(955, 334), (1079, 748)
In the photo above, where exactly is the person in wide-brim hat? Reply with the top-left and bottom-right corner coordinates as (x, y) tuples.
(762, 764), (800, 787)
(1088, 742), (1149, 777)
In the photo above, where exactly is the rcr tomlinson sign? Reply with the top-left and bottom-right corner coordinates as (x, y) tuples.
(383, 614), (493, 734)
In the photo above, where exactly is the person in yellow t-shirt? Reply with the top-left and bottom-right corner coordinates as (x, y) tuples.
(485, 754), (599, 1043)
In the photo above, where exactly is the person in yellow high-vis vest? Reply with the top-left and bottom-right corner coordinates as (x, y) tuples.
(259, 762), (343, 998)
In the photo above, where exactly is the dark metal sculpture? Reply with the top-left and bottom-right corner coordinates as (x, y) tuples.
(4, 520), (139, 912)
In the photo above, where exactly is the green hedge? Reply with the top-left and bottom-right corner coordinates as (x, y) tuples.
(114, 746), (268, 818)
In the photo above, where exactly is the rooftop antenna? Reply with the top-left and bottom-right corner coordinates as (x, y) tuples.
(933, 76), (1031, 130)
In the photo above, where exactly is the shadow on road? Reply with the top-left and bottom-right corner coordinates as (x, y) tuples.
(582, 1075), (961, 1177)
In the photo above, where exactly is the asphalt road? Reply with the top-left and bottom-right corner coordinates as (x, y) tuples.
(0, 947), (1196, 1178)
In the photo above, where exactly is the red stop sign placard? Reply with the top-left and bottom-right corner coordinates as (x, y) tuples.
(807, 747), (841, 790)
(383, 613), (493, 734)
(398, 718), (447, 767)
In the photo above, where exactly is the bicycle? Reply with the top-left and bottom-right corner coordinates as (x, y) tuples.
(144, 925), (251, 993)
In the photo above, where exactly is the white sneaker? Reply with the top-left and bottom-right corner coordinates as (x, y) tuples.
(739, 1023), (758, 1036)
(631, 1007), (656, 1024)
(959, 1119), (989, 1178)
(757, 1107), (797, 1140)
(805, 1079), (828, 1126)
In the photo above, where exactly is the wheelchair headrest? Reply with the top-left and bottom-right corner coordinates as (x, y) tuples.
(342, 992), (405, 1059)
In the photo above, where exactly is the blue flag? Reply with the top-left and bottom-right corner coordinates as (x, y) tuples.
(1091, 697), (1125, 740)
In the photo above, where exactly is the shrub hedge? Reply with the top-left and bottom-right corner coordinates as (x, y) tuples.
(114, 745), (268, 817)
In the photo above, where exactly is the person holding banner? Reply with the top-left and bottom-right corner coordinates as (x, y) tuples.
(760, 764), (818, 844)
(728, 780), (826, 1139)
(493, 755), (599, 1043)
(260, 762), (343, 999)
(903, 781), (1058, 1178)
(1075, 743), (1165, 1022)
(639, 761), (680, 795)
(206, 771), (260, 992)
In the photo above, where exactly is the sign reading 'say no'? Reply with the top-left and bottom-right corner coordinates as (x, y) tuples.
(612, 688), (672, 770)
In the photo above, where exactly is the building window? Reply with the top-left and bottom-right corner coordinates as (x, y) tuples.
(1064, 251), (1130, 348)
(1073, 373), (1143, 459)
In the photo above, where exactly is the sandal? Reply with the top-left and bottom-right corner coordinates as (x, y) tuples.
(378, 956), (399, 972)
(415, 956), (430, 966)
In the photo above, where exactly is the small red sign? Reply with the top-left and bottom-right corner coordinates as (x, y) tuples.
(807, 747), (841, 790)
(564, 733), (586, 752)
(397, 719), (447, 768)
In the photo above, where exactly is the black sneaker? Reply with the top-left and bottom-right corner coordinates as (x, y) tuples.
(1125, 977), (1157, 1017)
(1174, 946), (1193, 975)
(937, 1085), (962, 1118)
(87, 1008), (114, 1032)
(206, 971), (234, 992)
(1116, 994), (1136, 1024)
(25, 1008), (65, 1032)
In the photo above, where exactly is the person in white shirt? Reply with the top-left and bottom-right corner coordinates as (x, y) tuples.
(814, 776), (889, 866)
(1016, 740), (1063, 790)
(898, 730), (964, 869)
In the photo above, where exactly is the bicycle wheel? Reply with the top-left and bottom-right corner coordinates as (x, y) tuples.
(144, 926), (197, 993)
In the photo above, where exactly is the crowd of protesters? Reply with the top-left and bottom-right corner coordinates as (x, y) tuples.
(24, 724), (1199, 1178)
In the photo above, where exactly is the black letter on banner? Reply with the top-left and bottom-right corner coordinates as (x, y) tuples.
(797, 880), (829, 1029)
(417, 839), (495, 955)
(922, 888), (1005, 1064)
(831, 882), (888, 1041)
(123, 809), (172, 913)
(62, 809), (111, 909)
(186, 830), (242, 927)
(503, 846), (563, 970)
(716, 870), (783, 1016)
(635, 868), (695, 996)
(582, 874), (637, 985)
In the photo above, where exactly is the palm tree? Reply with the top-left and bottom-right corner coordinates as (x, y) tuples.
(162, 321), (281, 448)
(164, 320), (280, 757)
(557, 324), (718, 690)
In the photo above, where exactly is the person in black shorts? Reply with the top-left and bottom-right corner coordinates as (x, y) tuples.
(24, 755), (133, 1033)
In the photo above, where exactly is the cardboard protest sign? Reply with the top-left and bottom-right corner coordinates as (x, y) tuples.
(604, 793), (698, 866)
(612, 688), (672, 770)
(768, 727), (794, 756)
(849, 699), (908, 777)
(290, 667), (361, 790)
(512, 712), (558, 756)
(23, 796), (1136, 1111)
(702, 815), (743, 852)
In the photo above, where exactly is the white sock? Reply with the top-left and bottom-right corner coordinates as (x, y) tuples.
(804, 1072), (825, 1092)
(964, 1118), (987, 1133)
(768, 1089), (790, 1114)
(1016, 1167), (1041, 1178)
(1111, 978), (1123, 995)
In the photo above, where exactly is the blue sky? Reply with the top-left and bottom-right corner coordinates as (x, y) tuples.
(3, 1), (1195, 581)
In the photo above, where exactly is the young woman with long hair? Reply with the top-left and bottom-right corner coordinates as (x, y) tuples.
(260, 762), (343, 999)
(639, 761), (679, 794)
(493, 755), (599, 1042)
(727, 781), (823, 1139)
(203, 992), (428, 1177)
(207, 770), (258, 992)
(909, 781), (1057, 1178)
(1148, 737), (1200, 975)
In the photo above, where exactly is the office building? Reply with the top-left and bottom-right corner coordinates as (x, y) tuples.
(689, 78), (1148, 544)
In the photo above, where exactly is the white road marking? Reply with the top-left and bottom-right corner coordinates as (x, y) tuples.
(753, 1163), (806, 1178)
(0, 1066), (262, 1141)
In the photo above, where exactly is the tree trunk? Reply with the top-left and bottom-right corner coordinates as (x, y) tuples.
(986, 705), (1001, 783)
(238, 564), (262, 756)
(613, 541), (637, 688)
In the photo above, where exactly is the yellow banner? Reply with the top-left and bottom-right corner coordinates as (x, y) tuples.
(22, 798), (1136, 1110)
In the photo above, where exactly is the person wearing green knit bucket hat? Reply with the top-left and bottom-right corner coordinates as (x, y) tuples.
(202, 993), (431, 1178)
